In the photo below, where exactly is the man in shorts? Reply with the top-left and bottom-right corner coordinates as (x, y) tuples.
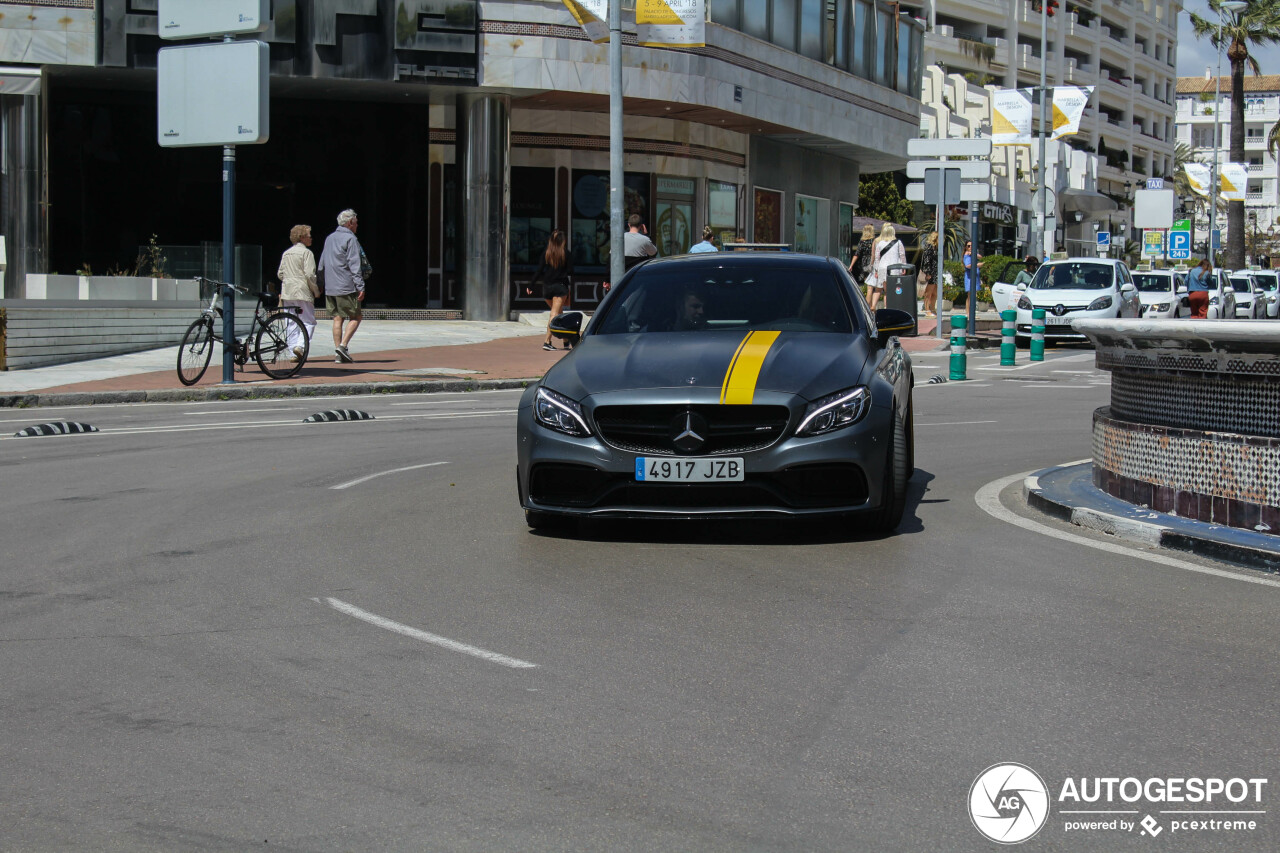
(318, 208), (365, 362)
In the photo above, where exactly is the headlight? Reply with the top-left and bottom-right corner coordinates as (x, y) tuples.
(1017, 294), (1033, 310)
(533, 387), (591, 437)
(1153, 302), (1170, 312)
(1210, 296), (1220, 305)
(796, 386), (871, 437)
(1087, 295), (1113, 311)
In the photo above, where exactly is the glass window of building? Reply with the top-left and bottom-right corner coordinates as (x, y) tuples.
(853, 0), (874, 79)
(772, 0), (797, 53)
(571, 170), (650, 270)
(510, 167), (556, 268)
(709, 0), (738, 29)
(875, 4), (894, 88)
(708, 180), (739, 245)
(798, 0), (823, 61)
(835, 0), (851, 70)
(741, 0), (768, 40)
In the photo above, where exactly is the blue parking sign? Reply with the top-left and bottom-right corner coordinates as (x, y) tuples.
(1169, 230), (1191, 260)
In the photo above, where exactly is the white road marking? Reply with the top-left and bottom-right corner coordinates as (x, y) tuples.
(917, 420), (998, 427)
(914, 383), (992, 389)
(315, 597), (538, 669)
(183, 407), (305, 415)
(975, 471), (1280, 590)
(1052, 370), (1098, 374)
(330, 461), (450, 490)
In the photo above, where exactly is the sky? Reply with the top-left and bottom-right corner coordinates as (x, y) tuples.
(1177, 0), (1280, 79)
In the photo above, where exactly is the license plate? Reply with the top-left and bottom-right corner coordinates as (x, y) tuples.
(635, 457), (744, 482)
(1046, 315), (1073, 325)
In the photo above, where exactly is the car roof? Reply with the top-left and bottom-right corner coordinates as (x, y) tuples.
(637, 252), (838, 271)
(1040, 257), (1125, 267)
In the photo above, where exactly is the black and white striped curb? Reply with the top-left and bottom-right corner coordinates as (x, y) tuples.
(14, 422), (99, 437)
(304, 410), (375, 423)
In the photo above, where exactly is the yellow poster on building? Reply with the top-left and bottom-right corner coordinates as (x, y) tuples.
(636, 0), (705, 47)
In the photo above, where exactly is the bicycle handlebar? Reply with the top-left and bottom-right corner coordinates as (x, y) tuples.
(195, 276), (247, 294)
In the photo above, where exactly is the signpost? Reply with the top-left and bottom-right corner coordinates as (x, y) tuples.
(905, 138), (994, 340)
(1096, 231), (1111, 254)
(158, 0), (270, 384)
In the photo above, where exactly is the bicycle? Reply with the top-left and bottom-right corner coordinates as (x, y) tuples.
(177, 277), (310, 386)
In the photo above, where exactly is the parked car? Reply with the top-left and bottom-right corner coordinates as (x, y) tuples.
(993, 257), (1141, 346)
(516, 253), (917, 532)
(1228, 272), (1266, 319)
(1131, 269), (1188, 319)
(990, 260), (1029, 314)
(1205, 269), (1238, 320)
(1252, 270), (1280, 319)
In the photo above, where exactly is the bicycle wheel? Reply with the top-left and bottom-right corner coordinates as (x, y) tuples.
(254, 312), (308, 379)
(177, 319), (214, 386)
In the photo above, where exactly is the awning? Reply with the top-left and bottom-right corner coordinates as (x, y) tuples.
(1060, 188), (1118, 215)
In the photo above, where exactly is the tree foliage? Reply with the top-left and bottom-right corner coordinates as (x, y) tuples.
(857, 172), (915, 228)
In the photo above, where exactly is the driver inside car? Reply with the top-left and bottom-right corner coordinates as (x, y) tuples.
(674, 289), (708, 331)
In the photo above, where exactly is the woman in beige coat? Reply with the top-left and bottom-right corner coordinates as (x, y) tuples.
(277, 224), (321, 359)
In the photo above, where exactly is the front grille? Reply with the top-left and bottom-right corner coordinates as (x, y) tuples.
(593, 404), (790, 456)
(529, 462), (869, 510)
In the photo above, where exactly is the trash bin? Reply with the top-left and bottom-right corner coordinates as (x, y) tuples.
(884, 263), (918, 335)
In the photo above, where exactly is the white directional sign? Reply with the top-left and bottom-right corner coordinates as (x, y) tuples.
(906, 160), (991, 180)
(158, 0), (269, 40)
(906, 182), (991, 203)
(158, 41), (270, 147)
(906, 138), (994, 158)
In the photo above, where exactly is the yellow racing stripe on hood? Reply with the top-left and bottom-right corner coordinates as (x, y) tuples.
(719, 330), (781, 404)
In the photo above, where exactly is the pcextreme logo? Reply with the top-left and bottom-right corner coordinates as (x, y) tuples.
(969, 764), (1268, 844)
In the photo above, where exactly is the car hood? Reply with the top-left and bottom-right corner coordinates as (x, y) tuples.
(1137, 292), (1174, 303)
(543, 331), (871, 402)
(1025, 287), (1113, 305)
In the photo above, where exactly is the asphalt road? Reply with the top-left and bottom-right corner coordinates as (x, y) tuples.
(2, 348), (1278, 852)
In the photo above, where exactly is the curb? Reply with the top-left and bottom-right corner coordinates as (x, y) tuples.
(0, 377), (540, 409)
(1023, 470), (1280, 574)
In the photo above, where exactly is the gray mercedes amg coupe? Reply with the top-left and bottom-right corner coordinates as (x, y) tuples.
(515, 252), (915, 532)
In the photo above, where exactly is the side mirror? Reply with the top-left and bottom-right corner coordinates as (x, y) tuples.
(1120, 283), (1137, 294)
(874, 308), (915, 345)
(549, 310), (584, 342)
(1176, 285), (1188, 295)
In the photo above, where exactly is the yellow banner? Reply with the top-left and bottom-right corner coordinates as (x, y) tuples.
(563, 0), (608, 44)
(636, 0), (705, 47)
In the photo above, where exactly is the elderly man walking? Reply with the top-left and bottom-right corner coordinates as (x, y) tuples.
(318, 208), (366, 362)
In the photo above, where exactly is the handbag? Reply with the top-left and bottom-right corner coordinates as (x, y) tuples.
(316, 265), (326, 295)
(359, 247), (373, 280)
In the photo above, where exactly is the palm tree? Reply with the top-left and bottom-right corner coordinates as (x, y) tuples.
(1190, 0), (1280, 268)
(916, 212), (968, 264)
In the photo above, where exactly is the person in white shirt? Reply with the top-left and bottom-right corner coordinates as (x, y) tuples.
(867, 223), (905, 311)
(276, 224), (320, 359)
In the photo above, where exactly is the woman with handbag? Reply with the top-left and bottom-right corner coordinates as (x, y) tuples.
(526, 229), (574, 351)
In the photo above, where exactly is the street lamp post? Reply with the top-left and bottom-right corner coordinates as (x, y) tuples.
(1209, 1), (1250, 268)
(1249, 210), (1258, 264)
(1183, 194), (1198, 259)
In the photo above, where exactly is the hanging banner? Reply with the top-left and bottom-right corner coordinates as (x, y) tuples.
(1050, 86), (1093, 139)
(636, 0), (705, 47)
(991, 89), (1033, 146)
(1183, 163), (1211, 197)
(1220, 162), (1249, 202)
(563, 0), (608, 44)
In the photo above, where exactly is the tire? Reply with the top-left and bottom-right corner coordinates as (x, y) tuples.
(904, 397), (915, 480)
(177, 319), (214, 386)
(255, 313), (307, 379)
(866, 408), (908, 534)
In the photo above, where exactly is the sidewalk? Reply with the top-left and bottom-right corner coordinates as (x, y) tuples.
(1026, 462), (1280, 573)
(0, 318), (949, 406)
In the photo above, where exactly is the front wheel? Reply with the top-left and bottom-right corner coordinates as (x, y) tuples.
(177, 319), (214, 386)
(255, 313), (308, 379)
(865, 409), (908, 534)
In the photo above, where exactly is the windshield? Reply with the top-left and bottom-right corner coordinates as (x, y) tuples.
(593, 261), (856, 335)
(1132, 273), (1175, 294)
(1255, 272), (1278, 292)
(1229, 277), (1253, 293)
(1030, 262), (1114, 290)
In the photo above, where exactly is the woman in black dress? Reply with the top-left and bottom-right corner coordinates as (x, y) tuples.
(527, 229), (574, 351)
(848, 223), (876, 298)
(919, 232), (939, 317)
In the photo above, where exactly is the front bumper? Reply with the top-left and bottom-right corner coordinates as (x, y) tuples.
(516, 395), (892, 520)
(1014, 306), (1118, 340)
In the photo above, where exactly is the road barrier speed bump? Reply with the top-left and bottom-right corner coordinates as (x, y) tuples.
(1031, 308), (1046, 361)
(949, 314), (967, 381)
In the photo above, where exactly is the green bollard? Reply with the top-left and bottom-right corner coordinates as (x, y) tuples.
(1031, 308), (1046, 362)
(949, 314), (968, 380)
(1000, 309), (1016, 366)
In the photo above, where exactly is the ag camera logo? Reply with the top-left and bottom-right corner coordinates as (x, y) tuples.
(969, 763), (1050, 844)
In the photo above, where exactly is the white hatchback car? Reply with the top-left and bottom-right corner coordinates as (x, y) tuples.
(1131, 269), (1188, 319)
(1251, 270), (1280, 319)
(1204, 269), (1238, 319)
(1228, 272), (1266, 319)
(993, 258), (1141, 345)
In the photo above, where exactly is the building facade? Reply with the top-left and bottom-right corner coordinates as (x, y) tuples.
(915, 0), (1180, 252)
(0, 1), (924, 316)
(1176, 74), (1280, 261)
